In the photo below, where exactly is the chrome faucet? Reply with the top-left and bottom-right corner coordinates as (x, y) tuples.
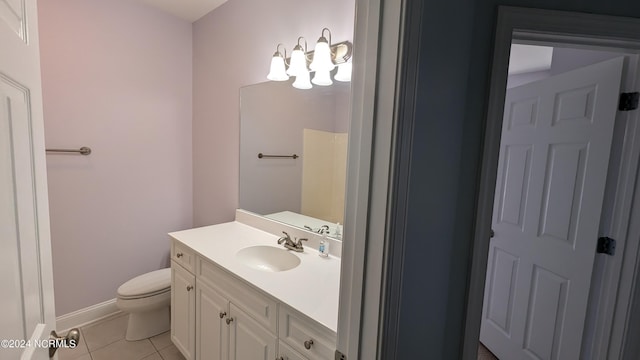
(303, 224), (330, 235)
(277, 231), (307, 252)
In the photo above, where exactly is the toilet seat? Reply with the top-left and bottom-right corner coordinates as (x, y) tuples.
(117, 268), (171, 300)
(118, 287), (170, 300)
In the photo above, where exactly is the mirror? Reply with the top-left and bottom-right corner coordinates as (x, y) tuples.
(239, 80), (351, 240)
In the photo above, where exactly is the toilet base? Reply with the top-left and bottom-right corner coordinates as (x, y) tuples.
(125, 306), (170, 341)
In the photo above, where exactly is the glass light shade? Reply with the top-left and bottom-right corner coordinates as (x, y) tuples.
(312, 68), (332, 86)
(267, 55), (289, 81)
(287, 48), (307, 76)
(334, 62), (352, 82)
(292, 68), (312, 89)
(310, 40), (335, 72)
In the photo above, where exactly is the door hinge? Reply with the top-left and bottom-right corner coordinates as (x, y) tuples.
(335, 350), (346, 360)
(597, 237), (616, 256)
(619, 92), (639, 111)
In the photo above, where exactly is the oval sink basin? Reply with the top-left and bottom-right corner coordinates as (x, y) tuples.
(236, 246), (301, 272)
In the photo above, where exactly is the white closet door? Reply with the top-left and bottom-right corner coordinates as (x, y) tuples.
(480, 57), (624, 360)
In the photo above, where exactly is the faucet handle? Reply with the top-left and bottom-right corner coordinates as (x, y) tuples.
(294, 237), (308, 251)
(278, 231), (291, 245)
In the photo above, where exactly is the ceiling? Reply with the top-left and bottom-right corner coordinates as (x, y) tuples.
(508, 44), (554, 75)
(135, 0), (228, 22)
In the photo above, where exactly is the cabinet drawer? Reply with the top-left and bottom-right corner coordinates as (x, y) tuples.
(172, 240), (195, 272)
(278, 340), (307, 360)
(198, 258), (278, 334)
(279, 306), (336, 360)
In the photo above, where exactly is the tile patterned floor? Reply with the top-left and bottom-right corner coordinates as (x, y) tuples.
(58, 314), (185, 360)
(59, 312), (495, 360)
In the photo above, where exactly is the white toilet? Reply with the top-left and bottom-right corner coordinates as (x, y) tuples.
(116, 268), (171, 341)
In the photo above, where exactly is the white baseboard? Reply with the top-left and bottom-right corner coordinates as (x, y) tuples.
(56, 298), (124, 332)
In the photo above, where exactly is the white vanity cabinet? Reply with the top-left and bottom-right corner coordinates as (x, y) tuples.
(169, 222), (339, 360)
(171, 239), (319, 360)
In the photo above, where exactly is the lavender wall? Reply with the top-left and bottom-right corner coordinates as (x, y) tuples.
(192, 0), (355, 226)
(38, 0), (193, 315)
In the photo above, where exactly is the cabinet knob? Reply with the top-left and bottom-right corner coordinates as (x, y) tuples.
(176, 252), (183, 258)
(186, 285), (193, 291)
(219, 311), (227, 319)
(304, 339), (314, 349)
(226, 317), (234, 325)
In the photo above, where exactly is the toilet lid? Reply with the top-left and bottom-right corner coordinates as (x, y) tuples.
(117, 268), (171, 299)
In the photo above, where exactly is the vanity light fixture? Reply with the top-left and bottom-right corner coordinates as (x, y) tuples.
(266, 28), (352, 89)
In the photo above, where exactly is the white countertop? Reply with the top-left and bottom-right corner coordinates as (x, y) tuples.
(169, 221), (341, 332)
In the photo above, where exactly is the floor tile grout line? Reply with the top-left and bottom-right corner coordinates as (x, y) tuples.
(70, 327), (91, 359)
(151, 341), (173, 352)
(150, 338), (162, 352)
(83, 335), (124, 353)
(73, 315), (179, 360)
(79, 316), (128, 353)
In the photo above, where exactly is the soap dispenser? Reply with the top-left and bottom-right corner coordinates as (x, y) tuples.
(319, 234), (330, 257)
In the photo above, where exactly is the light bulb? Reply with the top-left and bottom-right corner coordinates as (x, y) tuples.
(310, 39), (335, 72)
(287, 47), (307, 76)
(292, 68), (312, 89)
(334, 62), (352, 82)
(267, 55), (288, 81)
(312, 68), (332, 86)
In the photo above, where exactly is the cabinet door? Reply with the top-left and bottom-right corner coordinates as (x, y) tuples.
(171, 261), (196, 360)
(228, 303), (277, 360)
(196, 279), (229, 360)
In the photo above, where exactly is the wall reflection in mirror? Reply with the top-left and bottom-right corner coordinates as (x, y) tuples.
(239, 80), (351, 240)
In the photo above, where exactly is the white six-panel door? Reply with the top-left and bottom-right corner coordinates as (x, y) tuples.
(480, 57), (624, 360)
(1, 0), (56, 359)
